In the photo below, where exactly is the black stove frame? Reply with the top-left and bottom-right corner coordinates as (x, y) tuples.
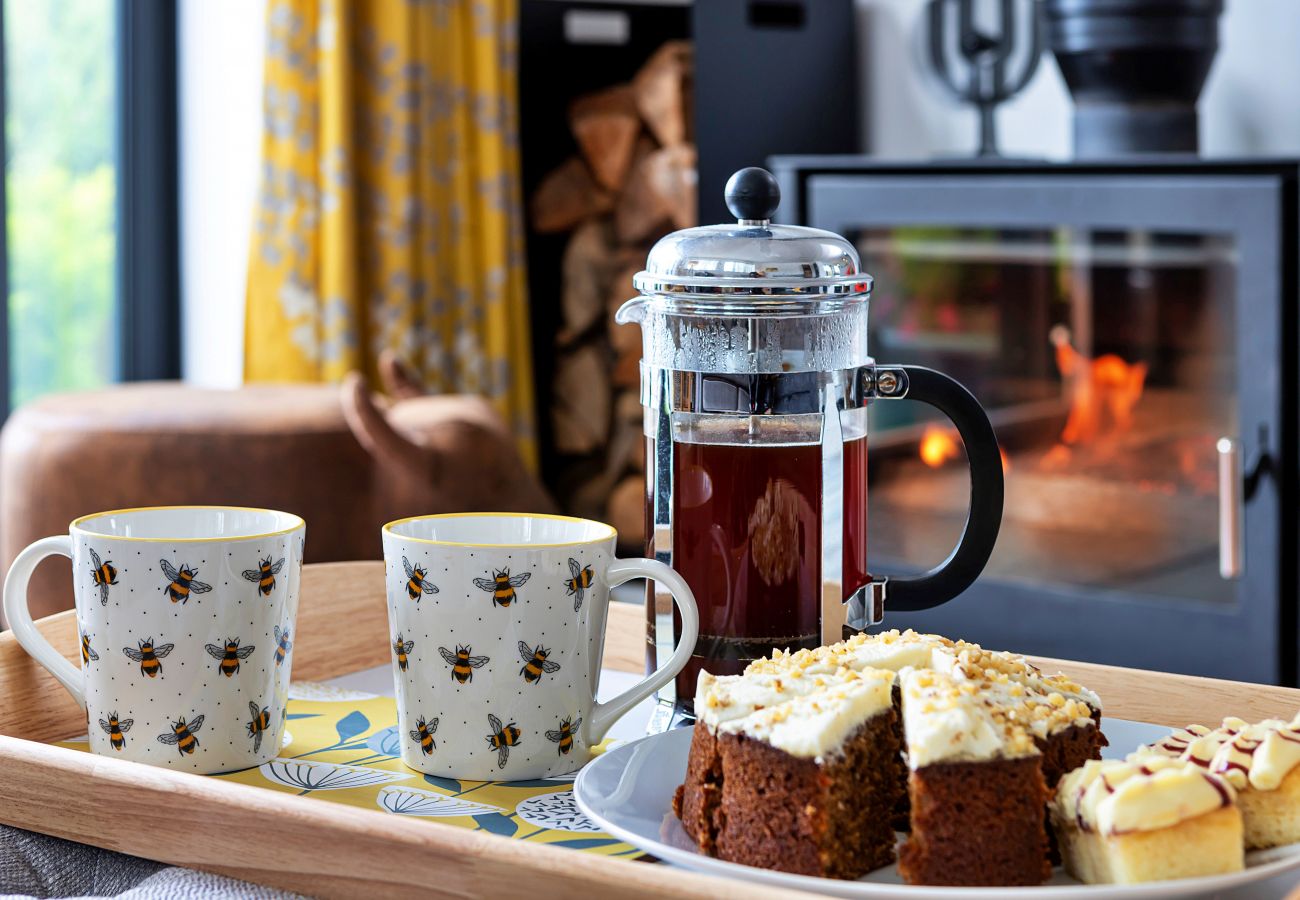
(769, 156), (1300, 685)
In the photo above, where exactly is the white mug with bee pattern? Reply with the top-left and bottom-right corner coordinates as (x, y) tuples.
(2, 506), (305, 773)
(382, 512), (698, 781)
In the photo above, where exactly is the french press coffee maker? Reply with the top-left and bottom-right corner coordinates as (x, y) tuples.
(617, 168), (1005, 729)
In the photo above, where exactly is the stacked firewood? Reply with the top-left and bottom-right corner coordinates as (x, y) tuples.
(529, 41), (695, 548)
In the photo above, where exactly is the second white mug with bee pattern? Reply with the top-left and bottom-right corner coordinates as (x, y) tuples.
(382, 512), (698, 781)
(2, 506), (305, 773)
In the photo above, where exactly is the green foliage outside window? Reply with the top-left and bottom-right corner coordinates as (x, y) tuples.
(5, 0), (116, 409)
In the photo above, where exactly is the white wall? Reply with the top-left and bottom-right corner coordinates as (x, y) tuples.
(177, 1), (1300, 387)
(856, 0), (1300, 159)
(178, 0), (265, 387)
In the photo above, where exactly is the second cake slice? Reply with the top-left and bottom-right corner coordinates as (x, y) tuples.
(681, 666), (901, 879)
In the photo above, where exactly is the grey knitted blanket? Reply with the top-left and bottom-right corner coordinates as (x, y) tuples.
(0, 826), (301, 899)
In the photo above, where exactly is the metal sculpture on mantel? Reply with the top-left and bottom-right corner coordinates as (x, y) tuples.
(927, 0), (1042, 157)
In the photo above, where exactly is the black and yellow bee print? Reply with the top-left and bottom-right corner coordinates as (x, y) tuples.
(242, 555), (285, 596)
(99, 713), (133, 750)
(410, 715), (438, 756)
(274, 625), (292, 666)
(545, 715), (582, 756)
(157, 714), (204, 755)
(518, 641), (561, 684)
(205, 637), (255, 676)
(486, 713), (521, 769)
(438, 644), (489, 683)
(123, 637), (173, 677)
(393, 633), (414, 671)
(80, 632), (99, 665)
(402, 556), (439, 600)
(89, 548), (117, 605)
(159, 559), (212, 604)
(564, 558), (594, 612)
(473, 568), (531, 608)
(247, 702), (271, 753)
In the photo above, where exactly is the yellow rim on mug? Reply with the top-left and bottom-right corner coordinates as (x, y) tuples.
(382, 511), (618, 549)
(69, 505), (306, 543)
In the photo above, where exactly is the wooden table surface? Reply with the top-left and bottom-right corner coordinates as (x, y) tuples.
(5, 560), (1300, 741)
(599, 590), (1300, 730)
(3, 560), (1300, 900)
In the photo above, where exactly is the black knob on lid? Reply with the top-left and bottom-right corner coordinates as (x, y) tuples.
(724, 167), (781, 222)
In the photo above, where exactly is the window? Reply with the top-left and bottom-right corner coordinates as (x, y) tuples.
(1, 0), (178, 416)
(5, 0), (118, 409)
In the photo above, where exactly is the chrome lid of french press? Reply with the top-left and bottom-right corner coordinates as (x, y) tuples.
(629, 167), (873, 308)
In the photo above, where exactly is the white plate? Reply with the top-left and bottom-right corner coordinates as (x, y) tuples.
(574, 721), (1300, 899)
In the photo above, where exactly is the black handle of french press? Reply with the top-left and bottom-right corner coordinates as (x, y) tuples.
(885, 366), (1004, 611)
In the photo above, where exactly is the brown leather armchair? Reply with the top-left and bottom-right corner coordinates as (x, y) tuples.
(0, 364), (554, 620)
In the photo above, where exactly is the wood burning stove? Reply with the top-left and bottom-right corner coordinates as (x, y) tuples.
(769, 156), (1300, 685)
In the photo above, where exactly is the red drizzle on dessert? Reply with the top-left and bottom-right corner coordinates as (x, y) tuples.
(1202, 770), (1234, 808)
(1152, 723), (1213, 757)
(1216, 734), (1263, 780)
(1075, 784), (1091, 832)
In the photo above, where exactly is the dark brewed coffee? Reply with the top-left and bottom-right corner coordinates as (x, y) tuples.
(658, 435), (869, 709)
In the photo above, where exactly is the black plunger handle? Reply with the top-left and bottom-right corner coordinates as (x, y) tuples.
(886, 366), (1004, 611)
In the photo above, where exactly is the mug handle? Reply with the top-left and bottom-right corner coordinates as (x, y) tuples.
(2, 535), (85, 709)
(588, 558), (698, 742)
(884, 366), (1004, 611)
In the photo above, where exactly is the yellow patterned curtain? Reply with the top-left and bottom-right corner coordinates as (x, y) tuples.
(245, 0), (537, 467)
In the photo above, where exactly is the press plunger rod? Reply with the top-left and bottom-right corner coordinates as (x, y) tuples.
(726, 168), (782, 439)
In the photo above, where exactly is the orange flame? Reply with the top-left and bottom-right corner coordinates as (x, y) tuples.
(919, 426), (960, 468)
(1041, 443), (1073, 470)
(1050, 325), (1147, 446)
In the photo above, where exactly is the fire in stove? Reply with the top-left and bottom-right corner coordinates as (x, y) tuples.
(918, 425), (1009, 473)
(919, 426), (960, 468)
(1049, 324), (1148, 451)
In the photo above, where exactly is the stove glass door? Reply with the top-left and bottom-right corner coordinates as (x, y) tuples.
(860, 226), (1235, 605)
(805, 173), (1282, 683)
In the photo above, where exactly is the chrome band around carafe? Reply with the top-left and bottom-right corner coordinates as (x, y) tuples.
(639, 361), (910, 416)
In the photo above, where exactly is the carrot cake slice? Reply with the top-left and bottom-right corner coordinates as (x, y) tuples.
(934, 641), (1107, 790)
(1143, 714), (1300, 849)
(675, 630), (1107, 884)
(674, 665), (901, 879)
(749, 630), (1106, 792)
(674, 666), (846, 855)
(1051, 757), (1242, 883)
(897, 668), (1052, 886)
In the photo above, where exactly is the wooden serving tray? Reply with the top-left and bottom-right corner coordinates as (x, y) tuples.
(2, 561), (1298, 899)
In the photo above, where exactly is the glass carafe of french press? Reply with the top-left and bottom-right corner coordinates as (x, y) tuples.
(617, 168), (1005, 730)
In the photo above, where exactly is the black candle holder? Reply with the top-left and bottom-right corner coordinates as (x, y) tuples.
(927, 0), (1043, 157)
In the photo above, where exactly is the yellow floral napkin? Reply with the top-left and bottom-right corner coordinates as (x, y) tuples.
(63, 693), (641, 858)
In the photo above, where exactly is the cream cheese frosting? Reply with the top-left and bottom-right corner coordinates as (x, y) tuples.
(747, 630), (1101, 719)
(938, 643), (1102, 710)
(695, 669), (842, 730)
(745, 628), (945, 678)
(1143, 715), (1300, 792)
(1054, 757), (1235, 836)
(901, 668), (1037, 767)
(700, 629), (1102, 767)
(697, 666), (895, 761)
(721, 668), (896, 761)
